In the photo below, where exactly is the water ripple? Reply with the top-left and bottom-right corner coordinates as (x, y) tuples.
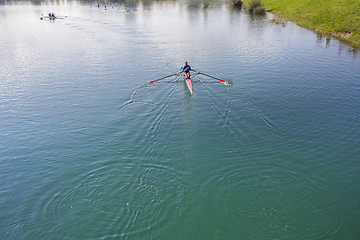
(201, 161), (341, 239)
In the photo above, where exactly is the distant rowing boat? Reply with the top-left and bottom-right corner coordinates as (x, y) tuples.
(40, 14), (66, 20)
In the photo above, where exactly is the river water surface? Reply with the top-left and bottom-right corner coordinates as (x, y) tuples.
(1, 0), (360, 239)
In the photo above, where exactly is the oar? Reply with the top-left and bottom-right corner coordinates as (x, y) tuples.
(149, 72), (181, 83)
(191, 70), (227, 83)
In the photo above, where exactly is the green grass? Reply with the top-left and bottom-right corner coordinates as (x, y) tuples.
(243, 0), (360, 48)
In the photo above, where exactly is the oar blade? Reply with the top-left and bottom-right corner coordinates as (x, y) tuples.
(149, 80), (156, 83)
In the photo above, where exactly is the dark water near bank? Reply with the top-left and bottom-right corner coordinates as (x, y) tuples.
(1, 1), (360, 239)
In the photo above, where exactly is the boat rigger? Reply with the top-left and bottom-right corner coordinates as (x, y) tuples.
(149, 68), (228, 96)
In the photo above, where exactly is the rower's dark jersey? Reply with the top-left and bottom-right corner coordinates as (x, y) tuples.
(183, 65), (191, 72)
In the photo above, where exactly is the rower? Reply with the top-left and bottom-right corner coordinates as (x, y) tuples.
(182, 61), (191, 79)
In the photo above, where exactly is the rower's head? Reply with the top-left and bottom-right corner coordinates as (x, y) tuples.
(184, 61), (188, 65)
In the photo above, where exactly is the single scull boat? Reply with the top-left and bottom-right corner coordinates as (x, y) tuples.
(40, 14), (66, 20)
(149, 70), (227, 96)
(185, 77), (193, 95)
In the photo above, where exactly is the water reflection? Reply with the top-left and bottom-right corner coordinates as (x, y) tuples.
(183, 0), (222, 9)
(317, 32), (358, 54)
(317, 33), (331, 47)
(0, 0), (225, 8)
(1, 0), (358, 55)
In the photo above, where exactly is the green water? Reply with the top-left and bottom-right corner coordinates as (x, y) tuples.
(1, 1), (360, 239)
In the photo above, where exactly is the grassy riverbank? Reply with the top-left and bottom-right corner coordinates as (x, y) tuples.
(243, 0), (360, 48)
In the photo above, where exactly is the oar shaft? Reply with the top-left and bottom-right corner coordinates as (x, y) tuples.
(193, 71), (226, 83)
(149, 72), (180, 83)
